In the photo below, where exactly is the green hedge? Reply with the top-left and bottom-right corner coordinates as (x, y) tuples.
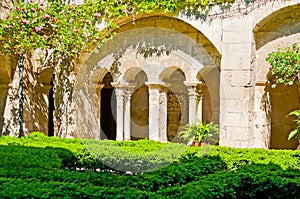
(82, 139), (190, 173)
(159, 163), (300, 199)
(209, 147), (300, 170)
(0, 133), (299, 198)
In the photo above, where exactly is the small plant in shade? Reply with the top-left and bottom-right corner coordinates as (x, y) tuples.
(178, 120), (219, 145)
(287, 110), (300, 141)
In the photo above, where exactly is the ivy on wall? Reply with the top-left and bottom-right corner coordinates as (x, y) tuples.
(0, 0), (256, 57)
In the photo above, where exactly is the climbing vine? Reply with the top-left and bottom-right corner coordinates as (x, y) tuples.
(266, 42), (300, 86)
(0, 0), (256, 136)
(266, 42), (300, 143)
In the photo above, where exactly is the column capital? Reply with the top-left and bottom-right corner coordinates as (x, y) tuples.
(111, 82), (137, 89)
(145, 82), (170, 90)
(184, 81), (203, 87)
(111, 82), (127, 89)
(112, 82), (136, 98)
(197, 83), (207, 95)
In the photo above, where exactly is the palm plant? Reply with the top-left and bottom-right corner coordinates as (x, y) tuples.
(178, 120), (219, 144)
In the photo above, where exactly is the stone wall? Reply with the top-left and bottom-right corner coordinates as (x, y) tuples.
(1, 0), (300, 149)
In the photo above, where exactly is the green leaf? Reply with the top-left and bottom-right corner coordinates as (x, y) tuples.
(288, 129), (299, 140)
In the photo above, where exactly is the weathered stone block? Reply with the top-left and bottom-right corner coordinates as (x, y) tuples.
(228, 70), (252, 87)
(221, 44), (252, 70)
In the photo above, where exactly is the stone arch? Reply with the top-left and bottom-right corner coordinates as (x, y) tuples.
(34, 68), (54, 136)
(254, 3), (300, 50)
(125, 69), (149, 140)
(253, 3), (300, 149)
(121, 67), (145, 83)
(77, 15), (221, 83)
(115, 14), (221, 67)
(75, 15), (220, 140)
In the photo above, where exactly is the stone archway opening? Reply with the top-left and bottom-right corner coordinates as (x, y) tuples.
(160, 67), (188, 141)
(197, 66), (220, 124)
(78, 15), (220, 141)
(100, 72), (116, 140)
(254, 3), (300, 149)
(130, 71), (149, 140)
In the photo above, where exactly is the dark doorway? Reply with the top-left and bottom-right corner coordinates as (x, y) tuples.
(48, 76), (54, 136)
(100, 73), (116, 140)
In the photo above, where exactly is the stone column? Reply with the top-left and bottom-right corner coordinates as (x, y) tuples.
(196, 84), (205, 122)
(123, 85), (135, 140)
(146, 82), (168, 141)
(112, 83), (126, 141)
(159, 86), (168, 142)
(146, 83), (161, 141)
(185, 82), (201, 124)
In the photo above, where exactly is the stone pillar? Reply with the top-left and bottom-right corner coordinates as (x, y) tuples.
(112, 84), (125, 141)
(123, 85), (135, 140)
(147, 83), (160, 141)
(219, 18), (255, 148)
(196, 83), (205, 122)
(185, 82), (201, 124)
(159, 86), (168, 142)
(146, 82), (169, 141)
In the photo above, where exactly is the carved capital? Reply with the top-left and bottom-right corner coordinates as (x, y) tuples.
(145, 82), (170, 91)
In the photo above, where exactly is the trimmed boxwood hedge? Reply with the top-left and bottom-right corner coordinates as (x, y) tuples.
(0, 133), (299, 198)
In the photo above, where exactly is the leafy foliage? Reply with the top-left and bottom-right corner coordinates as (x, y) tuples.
(178, 120), (219, 143)
(266, 42), (300, 144)
(0, 0), (249, 57)
(160, 163), (300, 198)
(0, 135), (299, 198)
(266, 42), (300, 86)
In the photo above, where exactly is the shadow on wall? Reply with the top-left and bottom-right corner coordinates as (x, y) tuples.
(270, 84), (300, 149)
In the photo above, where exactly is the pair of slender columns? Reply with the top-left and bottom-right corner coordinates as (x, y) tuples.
(113, 82), (169, 141)
(113, 84), (135, 141)
(185, 81), (204, 124)
(112, 81), (204, 141)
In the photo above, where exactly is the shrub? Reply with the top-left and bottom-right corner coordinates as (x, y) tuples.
(208, 146), (300, 170)
(82, 139), (189, 173)
(0, 135), (299, 198)
(159, 163), (300, 198)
